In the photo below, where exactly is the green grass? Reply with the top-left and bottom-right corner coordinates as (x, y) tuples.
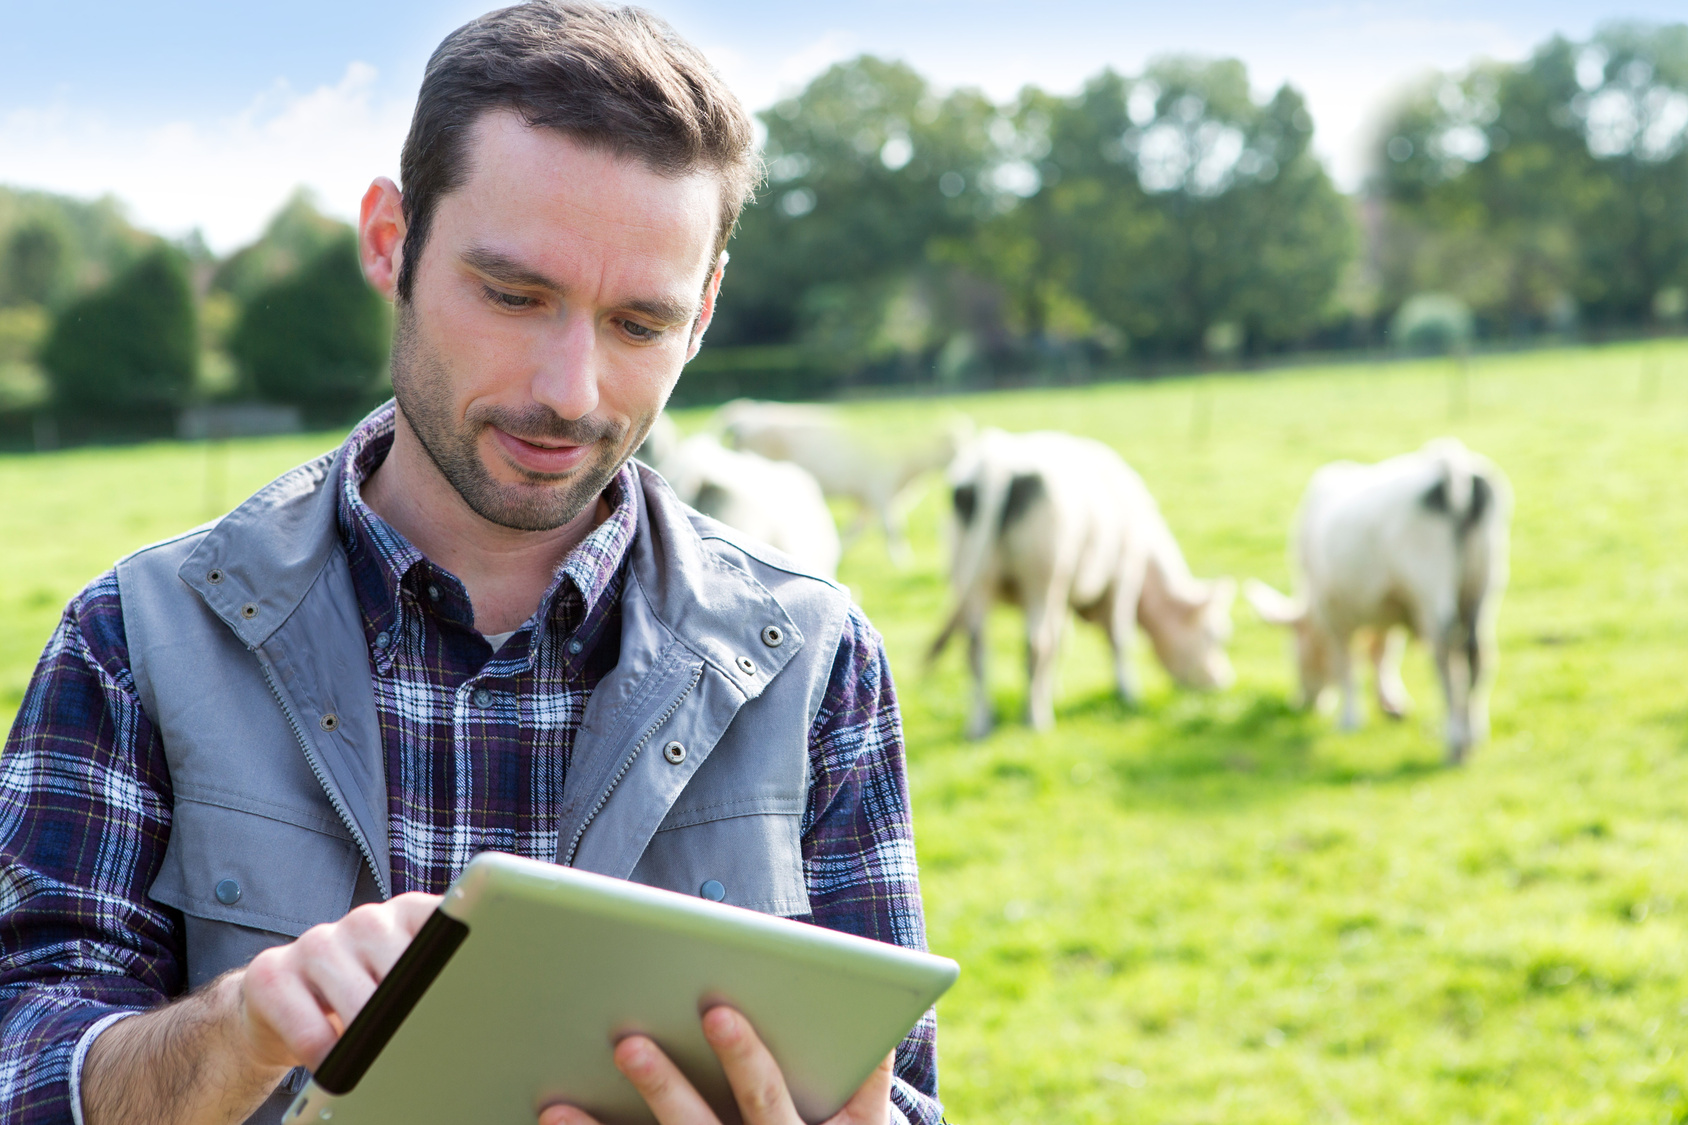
(5, 344), (1688, 1122)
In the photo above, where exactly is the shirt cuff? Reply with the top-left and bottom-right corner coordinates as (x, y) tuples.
(69, 1011), (139, 1125)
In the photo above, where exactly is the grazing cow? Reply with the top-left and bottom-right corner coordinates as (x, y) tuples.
(715, 398), (968, 566)
(656, 433), (843, 580)
(930, 429), (1235, 738)
(1245, 438), (1511, 763)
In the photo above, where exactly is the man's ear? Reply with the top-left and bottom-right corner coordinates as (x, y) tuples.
(360, 177), (406, 301)
(686, 250), (729, 362)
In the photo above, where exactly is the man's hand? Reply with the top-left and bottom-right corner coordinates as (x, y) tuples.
(238, 892), (441, 1070)
(538, 1006), (893, 1125)
(82, 892), (441, 1125)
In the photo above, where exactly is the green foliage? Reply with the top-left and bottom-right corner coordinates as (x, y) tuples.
(6, 344), (1688, 1121)
(0, 215), (72, 308)
(0, 186), (151, 307)
(989, 60), (1354, 356)
(212, 189), (351, 303)
(38, 246), (198, 415)
(1390, 293), (1475, 354)
(1372, 22), (1688, 332)
(229, 234), (390, 418)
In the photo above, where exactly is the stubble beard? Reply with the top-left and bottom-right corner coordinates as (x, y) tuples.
(389, 302), (644, 532)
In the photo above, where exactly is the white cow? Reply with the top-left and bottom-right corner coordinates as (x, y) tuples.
(930, 429), (1235, 738)
(1245, 438), (1511, 763)
(656, 433), (842, 580)
(715, 399), (967, 566)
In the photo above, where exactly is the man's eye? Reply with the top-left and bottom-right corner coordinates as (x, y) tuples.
(483, 286), (536, 310)
(619, 319), (661, 341)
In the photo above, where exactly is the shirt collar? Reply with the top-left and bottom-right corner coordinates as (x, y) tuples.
(335, 402), (640, 657)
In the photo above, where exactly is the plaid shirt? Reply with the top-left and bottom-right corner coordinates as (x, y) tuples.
(0, 406), (940, 1124)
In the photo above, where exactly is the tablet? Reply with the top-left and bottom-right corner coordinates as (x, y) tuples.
(281, 852), (958, 1125)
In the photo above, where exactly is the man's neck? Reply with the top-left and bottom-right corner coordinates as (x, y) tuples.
(361, 413), (608, 636)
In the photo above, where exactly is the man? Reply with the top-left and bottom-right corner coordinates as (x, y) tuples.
(0, 5), (940, 1124)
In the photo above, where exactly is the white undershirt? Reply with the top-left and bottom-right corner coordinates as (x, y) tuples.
(482, 630), (517, 652)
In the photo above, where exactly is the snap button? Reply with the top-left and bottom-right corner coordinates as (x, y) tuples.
(760, 625), (784, 648)
(375, 630), (391, 650)
(206, 568), (224, 585)
(472, 688), (493, 708)
(319, 713), (339, 732)
(663, 740), (686, 764)
(568, 639), (583, 655)
(215, 878), (242, 905)
(699, 880), (726, 902)
(735, 656), (757, 675)
(240, 603), (258, 619)
(427, 584), (441, 601)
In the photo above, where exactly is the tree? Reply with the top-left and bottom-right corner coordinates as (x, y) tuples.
(988, 59), (1354, 357)
(0, 216), (72, 308)
(1372, 22), (1688, 333)
(230, 233), (390, 419)
(710, 57), (1010, 373)
(212, 189), (350, 304)
(39, 245), (197, 416)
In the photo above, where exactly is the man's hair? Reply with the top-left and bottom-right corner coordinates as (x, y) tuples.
(396, 1), (759, 302)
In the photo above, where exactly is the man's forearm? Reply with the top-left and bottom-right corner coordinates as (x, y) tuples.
(81, 972), (287, 1125)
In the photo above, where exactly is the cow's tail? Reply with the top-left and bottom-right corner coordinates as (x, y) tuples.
(1420, 438), (1492, 542)
(927, 466), (1009, 665)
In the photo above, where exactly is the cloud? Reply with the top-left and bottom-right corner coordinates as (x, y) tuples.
(0, 62), (413, 253)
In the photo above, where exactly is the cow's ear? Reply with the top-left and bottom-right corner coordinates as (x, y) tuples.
(1244, 579), (1304, 626)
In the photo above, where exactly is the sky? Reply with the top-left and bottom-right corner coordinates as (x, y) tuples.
(0, 0), (1682, 253)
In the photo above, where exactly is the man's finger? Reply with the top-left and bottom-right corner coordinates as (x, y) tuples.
(829, 1052), (894, 1124)
(613, 1034), (721, 1124)
(537, 1103), (602, 1125)
(701, 1006), (799, 1124)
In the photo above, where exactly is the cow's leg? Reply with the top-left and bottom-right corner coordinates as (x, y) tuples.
(1371, 627), (1411, 719)
(1023, 592), (1067, 732)
(1107, 556), (1150, 706)
(1428, 612), (1471, 764)
(1465, 602), (1493, 749)
(964, 602), (994, 741)
(1334, 630), (1361, 730)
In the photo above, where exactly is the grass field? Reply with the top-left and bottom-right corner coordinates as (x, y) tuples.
(4, 343), (1688, 1122)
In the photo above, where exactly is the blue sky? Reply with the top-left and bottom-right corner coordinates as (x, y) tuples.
(1, 1), (1681, 251)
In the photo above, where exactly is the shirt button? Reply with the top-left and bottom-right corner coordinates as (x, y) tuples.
(215, 878), (242, 905)
(428, 584), (442, 602)
(663, 740), (686, 764)
(472, 688), (494, 708)
(699, 880), (726, 902)
(375, 630), (391, 650)
(761, 625), (784, 648)
(568, 638), (583, 655)
(735, 656), (757, 676)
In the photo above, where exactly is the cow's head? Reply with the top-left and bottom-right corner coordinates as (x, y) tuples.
(1149, 576), (1237, 690)
(1244, 579), (1335, 706)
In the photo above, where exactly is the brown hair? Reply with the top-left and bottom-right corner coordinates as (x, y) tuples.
(396, 1), (759, 301)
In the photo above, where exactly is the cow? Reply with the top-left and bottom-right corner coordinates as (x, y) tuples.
(715, 398), (968, 566)
(929, 428), (1235, 739)
(656, 432), (843, 580)
(1244, 438), (1511, 764)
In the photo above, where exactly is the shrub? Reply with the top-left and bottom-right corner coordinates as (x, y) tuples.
(38, 246), (197, 416)
(1390, 293), (1474, 355)
(231, 234), (390, 420)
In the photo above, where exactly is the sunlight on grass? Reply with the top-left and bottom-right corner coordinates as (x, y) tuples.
(5, 343), (1688, 1121)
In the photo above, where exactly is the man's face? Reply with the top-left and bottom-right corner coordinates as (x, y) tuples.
(390, 110), (721, 531)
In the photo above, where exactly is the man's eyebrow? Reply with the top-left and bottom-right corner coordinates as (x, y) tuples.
(461, 246), (562, 290)
(461, 245), (696, 325)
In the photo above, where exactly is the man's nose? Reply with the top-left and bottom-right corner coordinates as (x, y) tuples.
(530, 311), (601, 421)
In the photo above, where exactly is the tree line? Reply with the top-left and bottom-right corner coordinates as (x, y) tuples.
(1, 21), (1685, 432)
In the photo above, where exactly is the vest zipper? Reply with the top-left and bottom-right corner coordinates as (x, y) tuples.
(256, 653), (391, 901)
(563, 661), (703, 866)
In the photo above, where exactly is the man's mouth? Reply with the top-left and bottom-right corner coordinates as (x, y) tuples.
(490, 426), (597, 475)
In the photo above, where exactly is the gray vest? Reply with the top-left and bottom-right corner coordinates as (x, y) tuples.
(115, 446), (848, 1122)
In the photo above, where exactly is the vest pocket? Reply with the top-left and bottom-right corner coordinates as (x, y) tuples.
(149, 796), (362, 940)
(631, 810), (810, 917)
